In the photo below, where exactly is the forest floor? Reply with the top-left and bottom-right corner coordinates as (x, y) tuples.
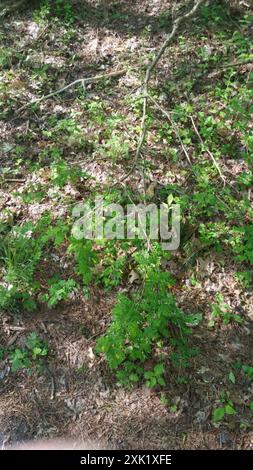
(0, 0), (253, 450)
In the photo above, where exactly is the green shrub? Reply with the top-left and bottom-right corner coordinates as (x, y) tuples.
(42, 277), (77, 307)
(0, 215), (70, 313)
(68, 238), (97, 286)
(10, 332), (48, 373)
(97, 268), (193, 387)
(34, 0), (75, 24)
(0, 222), (45, 313)
(209, 294), (243, 327)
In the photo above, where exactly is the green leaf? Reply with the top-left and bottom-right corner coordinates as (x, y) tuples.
(146, 376), (157, 388)
(10, 349), (30, 372)
(170, 405), (177, 413)
(242, 365), (253, 380)
(186, 313), (202, 326)
(160, 394), (168, 405)
(167, 194), (174, 207)
(129, 373), (139, 383)
(228, 371), (236, 384)
(144, 371), (153, 380)
(213, 407), (225, 422)
(249, 402), (253, 412)
(157, 376), (166, 386)
(154, 363), (165, 376)
(32, 347), (42, 357)
(225, 404), (235, 415)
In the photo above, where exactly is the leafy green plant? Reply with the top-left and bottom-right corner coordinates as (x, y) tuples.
(34, 0), (75, 24)
(235, 270), (252, 289)
(212, 391), (236, 422)
(42, 277), (77, 307)
(9, 332), (48, 373)
(212, 404), (235, 422)
(86, 100), (105, 125)
(144, 364), (166, 388)
(160, 394), (169, 405)
(0, 215), (70, 313)
(54, 0), (75, 24)
(50, 158), (85, 188)
(68, 238), (97, 286)
(25, 332), (48, 360)
(242, 365), (253, 381)
(231, 225), (253, 265)
(0, 47), (17, 69)
(0, 222), (44, 313)
(33, 0), (51, 23)
(102, 133), (130, 160)
(42, 217), (70, 247)
(97, 266), (193, 387)
(209, 294), (243, 327)
(199, 1), (231, 26)
(97, 242), (127, 289)
(10, 349), (31, 373)
(44, 117), (88, 150)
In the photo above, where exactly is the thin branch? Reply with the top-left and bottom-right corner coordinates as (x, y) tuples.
(148, 96), (227, 186)
(44, 365), (56, 400)
(148, 94), (192, 166)
(190, 115), (226, 184)
(2, 178), (26, 183)
(17, 69), (126, 114)
(211, 58), (253, 70)
(118, 88), (148, 183)
(118, 181), (152, 251)
(119, 0), (206, 182)
(145, 0), (206, 84)
(86, 327), (107, 342)
(207, 59), (253, 79)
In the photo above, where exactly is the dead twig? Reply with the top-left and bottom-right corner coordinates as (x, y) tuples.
(2, 178), (26, 183)
(190, 115), (226, 184)
(118, 88), (148, 182)
(7, 326), (26, 332)
(87, 327), (107, 342)
(148, 94), (192, 166)
(44, 364), (56, 400)
(17, 69), (126, 114)
(208, 59), (253, 77)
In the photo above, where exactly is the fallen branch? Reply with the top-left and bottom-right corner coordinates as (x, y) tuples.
(207, 59), (253, 79)
(145, 0), (206, 85)
(17, 69), (126, 114)
(210, 58), (253, 70)
(2, 178), (26, 183)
